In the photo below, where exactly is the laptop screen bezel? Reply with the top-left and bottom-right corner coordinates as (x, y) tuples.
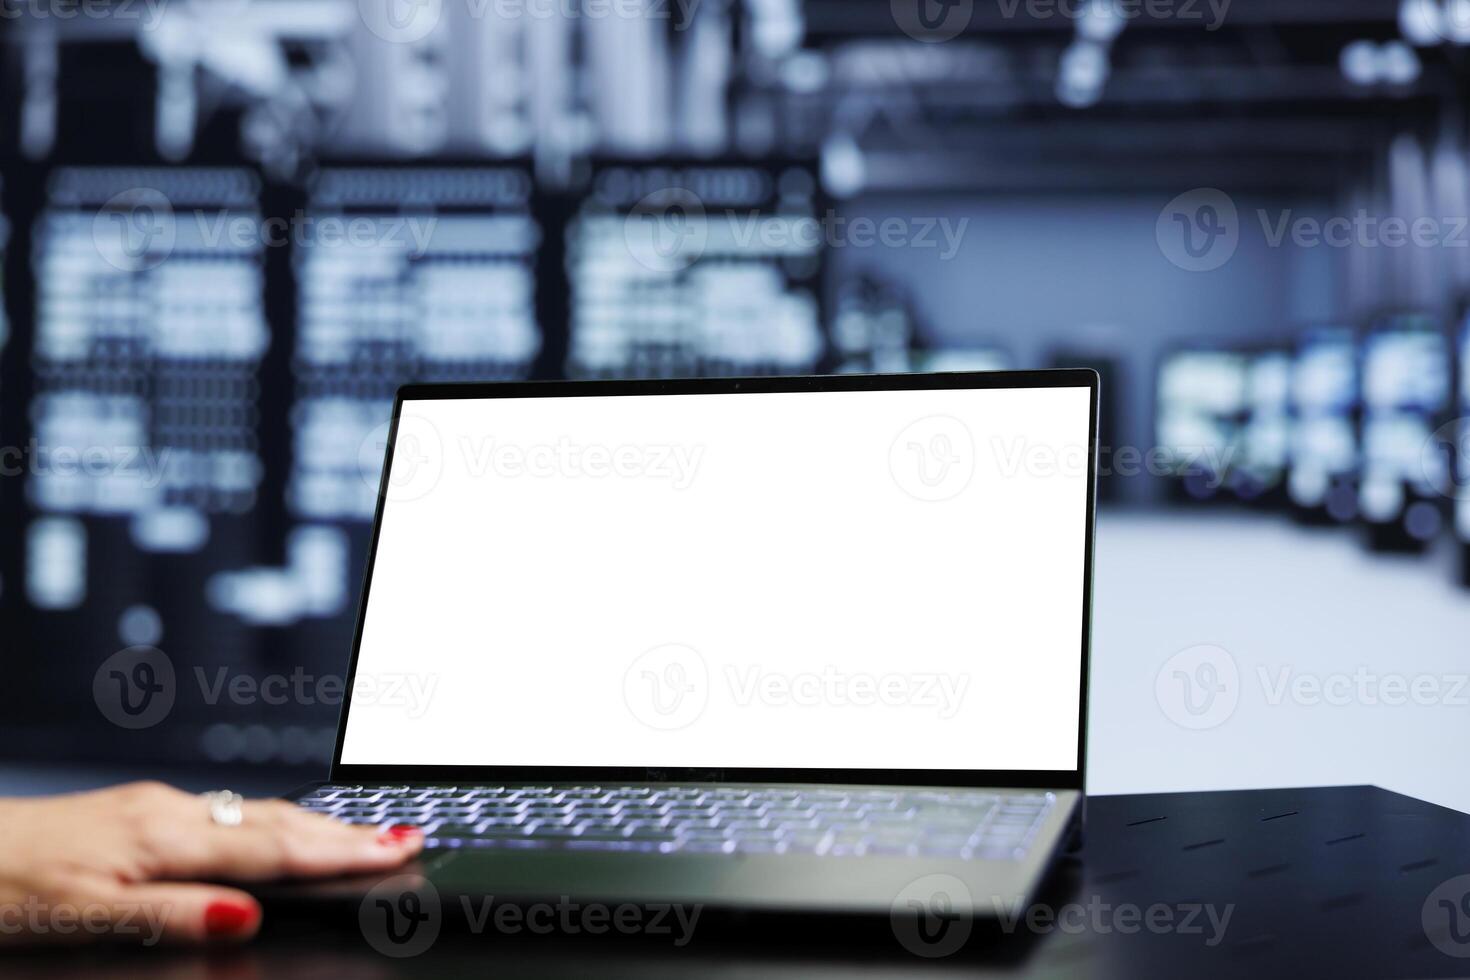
(328, 370), (1098, 790)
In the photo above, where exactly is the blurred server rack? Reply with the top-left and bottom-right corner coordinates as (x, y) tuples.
(565, 160), (827, 379)
(1452, 300), (1470, 586)
(831, 271), (1009, 376)
(9, 164), (280, 763)
(282, 164), (542, 528)
(1287, 327), (1360, 526)
(1155, 346), (1249, 504)
(202, 163), (546, 768)
(1234, 347), (1293, 507)
(1, 160), (550, 770)
(1355, 313), (1450, 553)
(1051, 349), (1122, 504)
(831, 271), (918, 374)
(0, 181), (10, 627)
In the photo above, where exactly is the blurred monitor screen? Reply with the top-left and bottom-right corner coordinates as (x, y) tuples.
(1292, 329), (1357, 414)
(1156, 351), (1247, 479)
(1248, 352), (1292, 411)
(1362, 329), (1449, 413)
(1287, 328), (1360, 509)
(1158, 351), (1248, 415)
(1241, 351), (1292, 475)
(1359, 324), (1448, 515)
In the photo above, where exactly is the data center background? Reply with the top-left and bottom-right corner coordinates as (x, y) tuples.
(2, 0), (1470, 805)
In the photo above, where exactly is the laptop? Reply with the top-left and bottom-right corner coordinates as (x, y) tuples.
(290, 370), (1097, 924)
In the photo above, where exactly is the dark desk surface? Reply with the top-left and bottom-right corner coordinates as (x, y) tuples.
(6, 785), (1470, 978)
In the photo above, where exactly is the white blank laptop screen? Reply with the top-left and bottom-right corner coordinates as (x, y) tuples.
(339, 385), (1092, 772)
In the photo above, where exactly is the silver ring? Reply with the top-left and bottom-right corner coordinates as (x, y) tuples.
(203, 790), (245, 827)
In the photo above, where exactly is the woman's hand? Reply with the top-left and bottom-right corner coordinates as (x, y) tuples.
(0, 781), (423, 946)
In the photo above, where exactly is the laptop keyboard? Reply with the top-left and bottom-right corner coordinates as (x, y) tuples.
(297, 786), (1056, 861)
